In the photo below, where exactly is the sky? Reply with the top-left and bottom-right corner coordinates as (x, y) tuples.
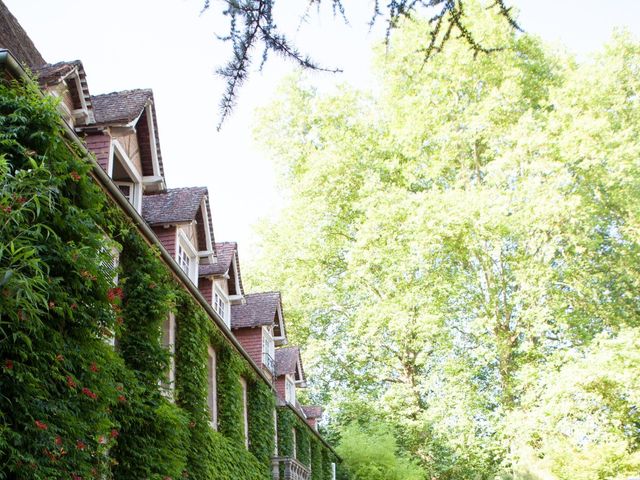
(5, 0), (640, 262)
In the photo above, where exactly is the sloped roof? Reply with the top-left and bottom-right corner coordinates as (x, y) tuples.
(231, 292), (281, 329)
(91, 88), (153, 125)
(275, 346), (305, 382)
(36, 60), (94, 123)
(90, 88), (165, 178)
(302, 406), (323, 419)
(142, 187), (208, 225)
(0, 1), (46, 69)
(200, 242), (236, 276)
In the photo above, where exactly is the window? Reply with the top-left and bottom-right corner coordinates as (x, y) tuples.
(213, 285), (230, 327)
(207, 346), (217, 429)
(285, 375), (296, 406)
(176, 230), (198, 283)
(161, 313), (176, 396)
(111, 141), (142, 212)
(292, 427), (297, 459)
(262, 327), (275, 375)
(273, 409), (278, 455)
(240, 377), (249, 449)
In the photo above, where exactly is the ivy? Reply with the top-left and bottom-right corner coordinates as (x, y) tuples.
(0, 72), (335, 480)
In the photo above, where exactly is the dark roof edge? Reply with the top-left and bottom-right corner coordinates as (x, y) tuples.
(0, 50), (275, 392)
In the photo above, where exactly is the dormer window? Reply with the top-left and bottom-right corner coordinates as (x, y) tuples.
(110, 141), (142, 212)
(262, 327), (275, 375)
(285, 375), (296, 405)
(176, 230), (198, 284)
(213, 285), (230, 327)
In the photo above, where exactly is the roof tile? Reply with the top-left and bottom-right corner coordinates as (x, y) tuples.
(91, 88), (152, 125)
(142, 187), (208, 226)
(231, 292), (280, 329)
(275, 346), (304, 379)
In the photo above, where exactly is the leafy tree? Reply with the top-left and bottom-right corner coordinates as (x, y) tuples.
(336, 422), (425, 480)
(247, 4), (640, 478)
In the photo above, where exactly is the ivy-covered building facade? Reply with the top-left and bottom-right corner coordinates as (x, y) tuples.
(0, 2), (339, 479)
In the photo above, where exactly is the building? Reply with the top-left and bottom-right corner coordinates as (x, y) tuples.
(0, 1), (338, 479)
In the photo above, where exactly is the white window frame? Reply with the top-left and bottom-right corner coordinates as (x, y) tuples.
(161, 313), (176, 397)
(332, 462), (336, 480)
(111, 141), (142, 212)
(176, 229), (198, 283)
(292, 427), (297, 459)
(207, 346), (218, 430)
(273, 409), (278, 455)
(240, 377), (249, 449)
(285, 375), (296, 406)
(262, 326), (275, 375)
(213, 284), (230, 328)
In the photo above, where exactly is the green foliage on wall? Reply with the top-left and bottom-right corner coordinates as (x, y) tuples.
(277, 406), (337, 480)
(0, 76), (288, 480)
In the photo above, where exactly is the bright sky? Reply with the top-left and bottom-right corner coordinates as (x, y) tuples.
(5, 0), (640, 262)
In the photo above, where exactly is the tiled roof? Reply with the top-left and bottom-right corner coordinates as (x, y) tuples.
(302, 406), (323, 419)
(200, 242), (236, 276)
(90, 88), (165, 179)
(231, 292), (281, 329)
(142, 187), (208, 226)
(91, 88), (153, 125)
(36, 60), (94, 123)
(275, 346), (304, 379)
(0, 1), (46, 69)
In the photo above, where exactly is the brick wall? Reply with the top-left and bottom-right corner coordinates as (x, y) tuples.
(198, 277), (213, 305)
(275, 376), (286, 403)
(152, 226), (176, 257)
(84, 132), (111, 173)
(234, 328), (263, 367)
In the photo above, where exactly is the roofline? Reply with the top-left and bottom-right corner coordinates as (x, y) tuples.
(0, 49), (276, 392)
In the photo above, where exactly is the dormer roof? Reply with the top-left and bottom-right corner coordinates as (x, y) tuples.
(200, 242), (236, 276)
(36, 60), (95, 124)
(231, 292), (281, 329)
(301, 406), (323, 420)
(142, 187), (216, 256)
(199, 242), (245, 296)
(91, 88), (152, 125)
(90, 88), (164, 179)
(275, 346), (305, 384)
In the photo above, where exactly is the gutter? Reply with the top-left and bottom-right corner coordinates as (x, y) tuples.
(0, 49), (275, 391)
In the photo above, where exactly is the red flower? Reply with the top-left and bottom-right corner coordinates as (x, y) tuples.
(115, 385), (124, 392)
(55, 435), (63, 446)
(81, 387), (97, 400)
(117, 394), (126, 403)
(2, 206), (11, 213)
(4, 359), (13, 370)
(70, 303), (78, 311)
(98, 435), (106, 444)
(16, 196), (26, 204)
(70, 171), (81, 182)
(89, 362), (99, 373)
(66, 376), (76, 389)
(35, 420), (48, 430)
(116, 316), (124, 326)
(110, 429), (119, 439)
(107, 287), (123, 302)
(76, 440), (86, 450)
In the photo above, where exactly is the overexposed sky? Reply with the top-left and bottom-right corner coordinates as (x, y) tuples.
(5, 0), (640, 261)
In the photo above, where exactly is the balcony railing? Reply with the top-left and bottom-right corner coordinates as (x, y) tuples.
(272, 457), (310, 480)
(263, 351), (276, 375)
